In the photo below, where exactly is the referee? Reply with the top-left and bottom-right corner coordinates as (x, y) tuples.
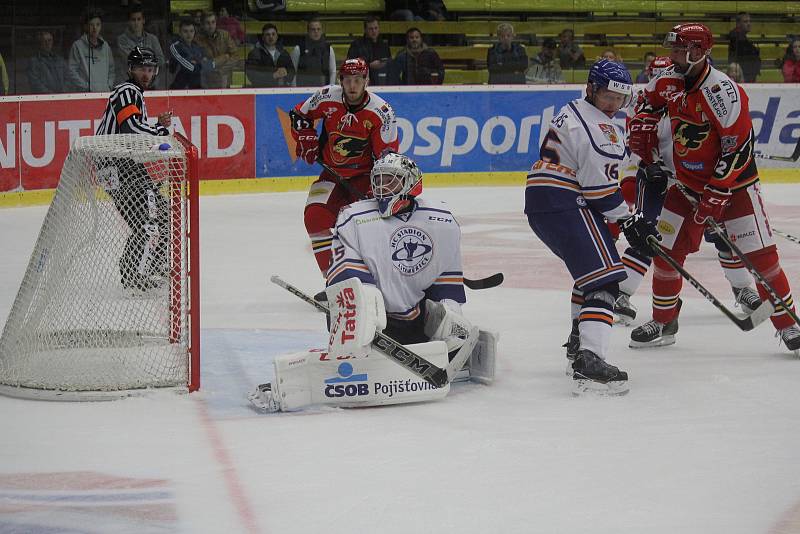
(96, 47), (173, 291)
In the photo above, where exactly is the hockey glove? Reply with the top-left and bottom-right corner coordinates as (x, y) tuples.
(693, 185), (731, 225)
(620, 211), (661, 257)
(295, 129), (319, 165)
(643, 160), (672, 185)
(628, 113), (660, 165)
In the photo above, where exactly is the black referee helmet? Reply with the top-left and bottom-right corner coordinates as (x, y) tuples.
(128, 46), (159, 70)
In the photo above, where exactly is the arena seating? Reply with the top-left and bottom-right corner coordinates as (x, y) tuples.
(171, 0), (798, 87)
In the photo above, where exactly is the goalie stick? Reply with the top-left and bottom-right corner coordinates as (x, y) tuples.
(754, 138), (800, 162)
(271, 275), (449, 388)
(706, 220), (800, 327)
(316, 159), (503, 291)
(645, 236), (774, 331)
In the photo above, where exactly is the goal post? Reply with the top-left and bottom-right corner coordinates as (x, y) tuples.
(0, 133), (200, 400)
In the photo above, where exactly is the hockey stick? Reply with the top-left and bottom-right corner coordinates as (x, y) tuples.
(754, 138), (800, 162)
(271, 275), (449, 388)
(706, 220), (800, 326)
(645, 236), (774, 331)
(773, 228), (800, 246)
(317, 158), (503, 291)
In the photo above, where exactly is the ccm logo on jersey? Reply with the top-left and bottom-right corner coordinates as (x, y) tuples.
(428, 216), (452, 223)
(324, 362), (369, 398)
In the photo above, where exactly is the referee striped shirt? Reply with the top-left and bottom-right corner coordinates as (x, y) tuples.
(96, 81), (169, 136)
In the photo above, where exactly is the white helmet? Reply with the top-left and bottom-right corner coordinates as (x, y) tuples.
(370, 153), (423, 217)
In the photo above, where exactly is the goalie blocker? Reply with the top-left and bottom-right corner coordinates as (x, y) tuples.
(249, 278), (496, 412)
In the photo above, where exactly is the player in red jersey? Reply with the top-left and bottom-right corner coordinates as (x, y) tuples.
(290, 58), (399, 284)
(627, 23), (800, 352)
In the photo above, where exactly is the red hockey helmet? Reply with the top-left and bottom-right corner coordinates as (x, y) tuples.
(339, 58), (369, 79)
(646, 56), (673, 79)
(663, 23), (714, 52)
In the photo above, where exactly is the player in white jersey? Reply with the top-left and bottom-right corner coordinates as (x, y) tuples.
(249, 154), (496, 412)
(524, 59), (659, 395)
(614, 56), (761, 327)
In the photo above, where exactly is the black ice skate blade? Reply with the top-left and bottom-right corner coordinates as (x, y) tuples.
(572, 378), (630, 397)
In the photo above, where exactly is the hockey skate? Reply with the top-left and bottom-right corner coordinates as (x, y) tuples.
(778, 325), (800, 355)
(563, 319), (579, 376)
(733, 286), (762, 314)
(571, 349), (629, 396)
(629, 300), (680, 348)
(248, 383), (281, 412)
(613, 292), (637, 325)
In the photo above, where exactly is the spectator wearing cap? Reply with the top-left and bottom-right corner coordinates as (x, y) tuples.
(526, 38), (563, 84)
(487, 23), (528, 84)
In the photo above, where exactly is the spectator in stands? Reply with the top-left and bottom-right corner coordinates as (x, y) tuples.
(347, 16), (392, 86)
(115, 7), (165, 87)
(246, 23), (295, 87)
(557, 29), (585, 69)
(780, 38), (800, 82)
(291, 19), (337, 87)
(392, 27), (444, 85)
(191, 10), (204, 28)
(169, 19), (209, 89)
(726, 61), (745, 83)
(67, 10), (115, 92)
(526, 38), (563, 84)
(601, 48), (619, 63)
(635, 51), (656, 83)
(728, 12), (760, 82)
(196, 11), (239, 88)
(217, 6), (245, 46)
(28, 30), (66, 94)
(487, 23), (528, 85)
(0, 51), (7, 95)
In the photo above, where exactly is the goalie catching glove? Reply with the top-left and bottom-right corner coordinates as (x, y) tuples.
(326, 278), (386, 360)
(424, 299), (473, 354)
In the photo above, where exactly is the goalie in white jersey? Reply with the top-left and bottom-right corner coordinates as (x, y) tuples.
(524, 59), (660, 395)
(249, 154), (496, 412)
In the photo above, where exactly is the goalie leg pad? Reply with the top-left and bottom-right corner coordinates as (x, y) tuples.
(326, 278), (387, 360)
(265, 342), (451, 412)
(469, 330), (498, 385)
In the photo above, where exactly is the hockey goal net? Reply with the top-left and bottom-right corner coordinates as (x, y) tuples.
(0, 133), (200, 400)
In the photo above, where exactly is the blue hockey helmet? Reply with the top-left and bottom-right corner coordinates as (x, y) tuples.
(587, 59), (633, 108)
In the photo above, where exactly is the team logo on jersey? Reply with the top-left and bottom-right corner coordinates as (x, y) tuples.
(598, 124), (619, 144)
(673, 120), (711, 157)
(576, 196), (587, 207)
(328, 132), (370, 165)
(389, 226), (433, 276)
(721, 135), (739, 154)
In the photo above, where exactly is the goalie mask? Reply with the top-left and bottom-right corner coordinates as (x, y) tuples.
(370, 153), (422, 218)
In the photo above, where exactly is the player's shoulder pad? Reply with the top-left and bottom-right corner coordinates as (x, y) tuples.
(336, 198), (380, 225)
(306, 84), (339, 109)
(699, 69), (742, 127)
(550, 103), (576, 132)
(366, 93), (396, 126)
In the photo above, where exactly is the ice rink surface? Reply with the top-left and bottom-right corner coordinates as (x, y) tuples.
(2, 184), (800, 534)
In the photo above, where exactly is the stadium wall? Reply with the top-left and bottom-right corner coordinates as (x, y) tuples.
(1, 85), (798, 207)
